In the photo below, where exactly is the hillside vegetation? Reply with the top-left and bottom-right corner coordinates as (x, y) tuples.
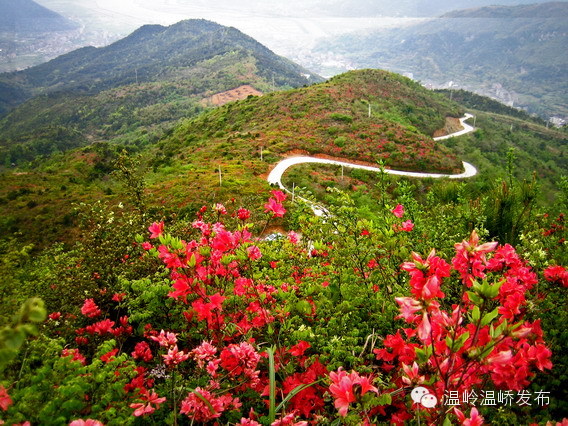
(0, 20), (322, 163)
(0, 56), (566, 423)
(165, 69), (463, 174)
(0, 19), (319, 112)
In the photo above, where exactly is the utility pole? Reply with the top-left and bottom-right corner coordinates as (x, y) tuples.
(260, 146), (263, 161)
(218, 165), (222, 186)
(292, 183), (295, 202)
(135, 68), (138, 85)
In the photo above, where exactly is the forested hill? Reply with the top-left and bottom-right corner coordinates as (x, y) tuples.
(0, 19), (323, 163)
(0, 0), (76, 32)
(0, 19), (321, 115)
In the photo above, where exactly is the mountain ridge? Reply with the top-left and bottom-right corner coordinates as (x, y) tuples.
(0, 19), (323, 163)
(0, 0), (76, 32)
(0, 19), (321, 115)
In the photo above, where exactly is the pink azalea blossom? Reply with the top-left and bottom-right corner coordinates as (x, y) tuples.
(191, 341), (217, 368)
(287, 231), (300, 244)
(0, 385), (12, 411)
(329, 368), (378, 417)
(247, 245), (262, 260)
(69, 420), (104, 426)
(392, 204), (404, 218)
(163, 345), (190, 366)
(271, 190), (287, 203)
(453, 407), (484, 426)
(81, 298), (101, 318)
(149, 329), (178, 348)
(148, 221), (164, 239)
(264, 198), (286, 217)
(395, 220), (414, 232)
(130, 390), (166, 417)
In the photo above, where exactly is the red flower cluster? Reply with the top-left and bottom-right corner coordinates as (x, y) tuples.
(80, 299), (101, 318)
(544, 265), (568, 287)
(329, 368), (378, 417)
(375, 231), (553, 424)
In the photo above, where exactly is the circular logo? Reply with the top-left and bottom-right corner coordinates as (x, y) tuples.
(411, 386), (438, 408)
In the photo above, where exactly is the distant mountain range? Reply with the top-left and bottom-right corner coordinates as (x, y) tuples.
(0, 0), (79, 72)
(321, 0), (566, 17)
(313, 2), (568, 119)
(0, 19), (322, 163)
(0, 0), (76, 32)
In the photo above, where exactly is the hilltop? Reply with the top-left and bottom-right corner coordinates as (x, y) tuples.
(313, 2), (568, 119)
(0, 19), (322, 163)
(163, 69), (463, 175)
(0, 19), (319, 112)
(0, 69), (466, 246)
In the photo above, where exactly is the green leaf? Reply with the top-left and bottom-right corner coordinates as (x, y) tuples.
(377, 392), (392, 405)
(480, 307), (499, 327)
(276, 380), (321, 413)
(267, 347), (276, 424)
(467, 291), (482, 306)
(295, 300), (312, 315)
(471, 305), (481, 322)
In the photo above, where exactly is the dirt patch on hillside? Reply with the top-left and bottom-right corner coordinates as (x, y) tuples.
(202, 85), (263, 107)
(433, 117), (463, 138)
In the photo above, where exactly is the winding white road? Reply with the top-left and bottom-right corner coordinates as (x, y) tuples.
(267, 113), (477, 191)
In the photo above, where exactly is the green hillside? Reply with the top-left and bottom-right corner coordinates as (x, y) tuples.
(163, 69), (463, 174)
(314, 2), (568, 119)
(0, 20), (323, 163)
(0, 69), (566, 426)
(0, 69), (465, 247)
(1, 68), (565, 252)
(0, 19), (319, 113)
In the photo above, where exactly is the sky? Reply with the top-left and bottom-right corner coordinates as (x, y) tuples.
(32, 0), (423, 56)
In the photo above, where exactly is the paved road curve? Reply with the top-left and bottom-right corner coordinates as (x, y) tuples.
(267, 113), (477, 190)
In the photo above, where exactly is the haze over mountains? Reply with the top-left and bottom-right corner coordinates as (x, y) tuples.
(312, 2), (568, 120)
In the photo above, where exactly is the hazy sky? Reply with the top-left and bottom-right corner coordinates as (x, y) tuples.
(33, 0), (567, 63)
(34, 0), (423, 56)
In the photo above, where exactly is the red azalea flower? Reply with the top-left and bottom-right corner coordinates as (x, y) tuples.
(48, 312), (61, 320)
(289, 340), (311, 357)
(100, 348), (119, 363)
(81, 298), (101, 318)
(132, 342), (153, 362)
(0, 385), (12, 411)
(392, 204), (404, 218)
(237, 208), (251, 220)
(264, 198), (286, 217)
(148, 221), (164, 239)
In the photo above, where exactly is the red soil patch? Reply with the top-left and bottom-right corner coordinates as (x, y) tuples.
(433, 117), (463, 138)
(202, 85), (263, 107)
